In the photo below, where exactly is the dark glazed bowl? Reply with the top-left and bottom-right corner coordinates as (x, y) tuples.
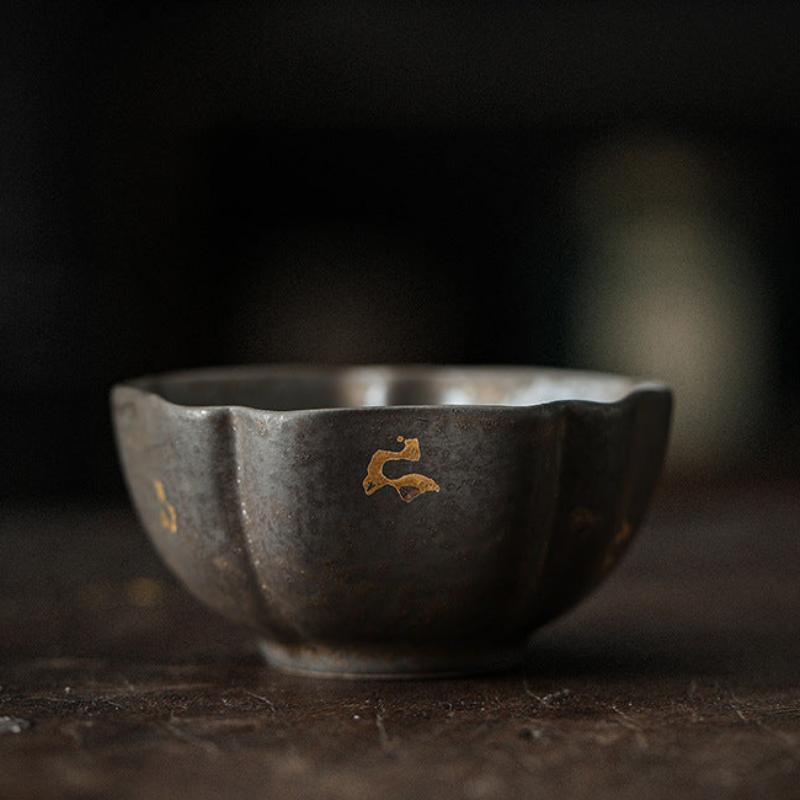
(112, 365), (672, 678)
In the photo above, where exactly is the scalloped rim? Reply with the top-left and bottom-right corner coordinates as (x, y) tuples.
(113, 363), (671, 417)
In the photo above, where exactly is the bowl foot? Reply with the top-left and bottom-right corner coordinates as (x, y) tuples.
(257, 638), (531, 679)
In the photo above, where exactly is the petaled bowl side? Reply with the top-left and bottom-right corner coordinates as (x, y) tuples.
(112, 378), (671, 677)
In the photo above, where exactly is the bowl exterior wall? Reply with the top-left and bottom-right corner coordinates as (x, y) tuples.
(112, 384), (671, 673)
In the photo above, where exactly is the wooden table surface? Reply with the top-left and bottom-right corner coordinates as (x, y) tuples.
(2, 482), (798, 800)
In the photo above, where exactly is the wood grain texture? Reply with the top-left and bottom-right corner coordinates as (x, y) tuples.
(1, 483), (799, 800)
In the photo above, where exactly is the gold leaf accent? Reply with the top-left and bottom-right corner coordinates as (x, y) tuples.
(153, 479), (178, 533)
(362, 436), (440, 504)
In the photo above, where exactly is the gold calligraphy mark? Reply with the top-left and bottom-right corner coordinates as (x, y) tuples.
(602, 521), (632, 572)
(153, 479), (178, 533)
(362, 436), (440, 504)
(612, 521), (632, 547)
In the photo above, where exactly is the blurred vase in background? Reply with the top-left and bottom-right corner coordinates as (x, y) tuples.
(568, 137), (774, 471)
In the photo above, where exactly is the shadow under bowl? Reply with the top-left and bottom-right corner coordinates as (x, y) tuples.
(112, 365), (672, 678)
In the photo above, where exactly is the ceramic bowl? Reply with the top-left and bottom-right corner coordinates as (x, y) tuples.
(112, 365), (671, 677)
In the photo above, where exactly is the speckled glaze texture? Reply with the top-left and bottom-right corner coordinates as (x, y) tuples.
(112, 366), (672, 678)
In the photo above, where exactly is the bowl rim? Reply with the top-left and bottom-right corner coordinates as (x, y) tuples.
(112, 363), (671, 417)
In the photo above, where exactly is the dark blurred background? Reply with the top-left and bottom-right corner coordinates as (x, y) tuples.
(3, 2), (799, 501)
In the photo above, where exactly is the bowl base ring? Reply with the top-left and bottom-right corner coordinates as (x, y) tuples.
(257, 638), (531, 680)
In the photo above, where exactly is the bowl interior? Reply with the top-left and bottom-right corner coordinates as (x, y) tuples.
(131, 366), (644, 411)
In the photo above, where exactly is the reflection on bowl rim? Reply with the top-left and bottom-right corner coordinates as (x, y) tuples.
(119, 363), (670, 415)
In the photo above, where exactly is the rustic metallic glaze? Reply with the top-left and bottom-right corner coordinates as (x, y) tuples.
(111, 365), (672, 678)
